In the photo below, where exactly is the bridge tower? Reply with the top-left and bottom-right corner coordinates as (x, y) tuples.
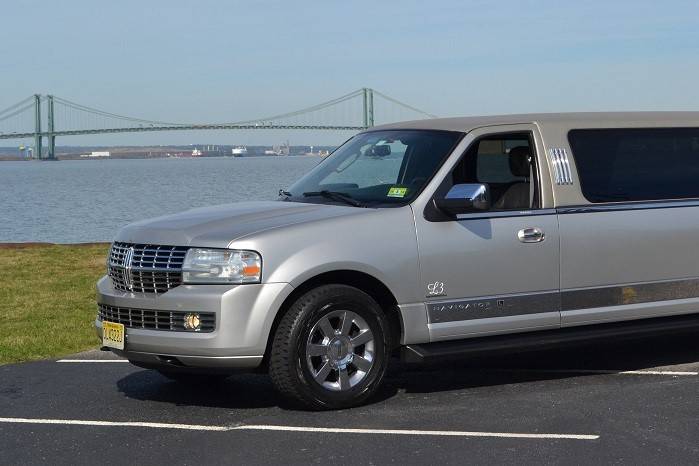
(362, 88), (374, 128)
(47, 95), (56, 160)
(33, 94), (42, 159)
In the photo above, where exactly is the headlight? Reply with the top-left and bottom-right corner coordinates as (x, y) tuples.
(182, 248), (261, 284)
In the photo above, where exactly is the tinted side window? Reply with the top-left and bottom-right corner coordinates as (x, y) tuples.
(451, 133), (538, 210)
(569, 128), (699, 203)
(476, 139), (530, 183)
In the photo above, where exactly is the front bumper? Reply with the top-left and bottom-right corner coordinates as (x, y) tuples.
(95, 276), (294, 370)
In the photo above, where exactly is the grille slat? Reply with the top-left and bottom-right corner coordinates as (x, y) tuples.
(98, 304), (215, 332)
(108, 242), (188, 294)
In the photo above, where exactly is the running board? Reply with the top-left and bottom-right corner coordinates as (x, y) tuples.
(401, 314), (699, 364)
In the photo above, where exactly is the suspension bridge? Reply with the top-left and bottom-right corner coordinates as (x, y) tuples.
(0, 88), (436, 160)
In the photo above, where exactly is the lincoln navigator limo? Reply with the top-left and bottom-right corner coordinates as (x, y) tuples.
(97, 113), (699, 409)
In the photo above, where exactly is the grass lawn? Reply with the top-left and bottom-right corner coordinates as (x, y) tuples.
(0, 243), (110, 364)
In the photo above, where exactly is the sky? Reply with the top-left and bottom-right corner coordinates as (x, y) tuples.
(2, 0), (699, 147)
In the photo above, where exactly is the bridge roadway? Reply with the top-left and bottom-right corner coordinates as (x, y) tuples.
(0, 124), (366, 140)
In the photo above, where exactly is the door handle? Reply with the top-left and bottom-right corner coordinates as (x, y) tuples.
(518, 227), (545, 243)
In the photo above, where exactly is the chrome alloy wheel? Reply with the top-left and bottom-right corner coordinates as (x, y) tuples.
(305, 310), (375, 391)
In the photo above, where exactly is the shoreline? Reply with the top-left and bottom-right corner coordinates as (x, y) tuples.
(0, 154), (326, 162)
(0, 154), (323, 161)
(0, 242), (110, 249)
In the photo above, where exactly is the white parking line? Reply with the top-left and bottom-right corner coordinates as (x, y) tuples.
(0, 417), (228, 431)
(236, 424), (600, 440)
(491, 368), (697, 376)
(0, 417), (599, 440)
(56, 359), (128, 363)
(618, 370), (697, 376)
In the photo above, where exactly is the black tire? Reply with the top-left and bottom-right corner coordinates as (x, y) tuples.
(269, 284), (391, 410)
(156, 370), (229, 384)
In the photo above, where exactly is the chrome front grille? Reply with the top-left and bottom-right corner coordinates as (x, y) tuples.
(108, 242), (188, 294)
(98, 304), (215, 332)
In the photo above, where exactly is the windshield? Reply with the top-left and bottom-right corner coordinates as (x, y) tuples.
(285, 130), (462, 206)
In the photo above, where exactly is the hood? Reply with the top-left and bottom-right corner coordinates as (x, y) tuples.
(114, 201), (363, 247)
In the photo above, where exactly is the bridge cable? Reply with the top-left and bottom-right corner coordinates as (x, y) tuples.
(229, 89), (365, 125)
(52, 96), (185, 126)
(372, 89), (438, 119)
(0, 96), (36, 117)
(0, 102), (35, 123)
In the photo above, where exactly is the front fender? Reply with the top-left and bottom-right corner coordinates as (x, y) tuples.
(231, 206), (421, 304)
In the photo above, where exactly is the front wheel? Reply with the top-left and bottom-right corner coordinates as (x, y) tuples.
(269, 285), (391, 410)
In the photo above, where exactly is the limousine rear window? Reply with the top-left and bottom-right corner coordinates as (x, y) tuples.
(569, 128), (699, 203)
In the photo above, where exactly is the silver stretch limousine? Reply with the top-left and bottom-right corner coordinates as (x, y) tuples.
(97, 113), (699, 409)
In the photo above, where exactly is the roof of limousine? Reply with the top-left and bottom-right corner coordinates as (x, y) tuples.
(369, 112), (699, 133)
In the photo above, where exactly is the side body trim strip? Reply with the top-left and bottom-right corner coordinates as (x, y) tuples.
(561, 277), (699, 311)
(427, 290), (559, 324)
(428, 277), (699, 323)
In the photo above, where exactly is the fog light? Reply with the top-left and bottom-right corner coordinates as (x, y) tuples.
(183, 313), (201, 331)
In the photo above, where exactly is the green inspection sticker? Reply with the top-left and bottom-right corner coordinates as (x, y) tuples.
(387, 187), (408, 198)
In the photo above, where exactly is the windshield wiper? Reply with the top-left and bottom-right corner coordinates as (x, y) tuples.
(302, 190), (364, 207)
(278, 189), (292, 197)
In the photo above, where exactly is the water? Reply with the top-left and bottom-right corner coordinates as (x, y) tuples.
(0, 157), (321, 243)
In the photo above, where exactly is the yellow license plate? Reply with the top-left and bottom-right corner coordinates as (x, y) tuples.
(102, 321), (125, 350)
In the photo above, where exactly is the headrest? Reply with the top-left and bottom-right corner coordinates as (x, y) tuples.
(508, 146), (531, 177)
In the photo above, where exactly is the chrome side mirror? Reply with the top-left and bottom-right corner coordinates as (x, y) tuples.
(435, 183), (490, 216)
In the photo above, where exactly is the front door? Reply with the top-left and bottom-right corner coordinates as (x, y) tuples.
(414, 125), (560, 341)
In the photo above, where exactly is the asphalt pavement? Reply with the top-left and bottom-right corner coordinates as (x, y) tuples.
(0, 333), (697, 465)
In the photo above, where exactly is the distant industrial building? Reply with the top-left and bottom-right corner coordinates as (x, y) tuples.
(80, 151), (110, 158)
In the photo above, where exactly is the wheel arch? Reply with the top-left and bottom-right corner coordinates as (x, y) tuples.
(261, 269), (403, 367)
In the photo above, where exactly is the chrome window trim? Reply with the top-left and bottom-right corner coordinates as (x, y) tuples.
(453, 208), (557, 221)
(557, 198), (699, 214)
